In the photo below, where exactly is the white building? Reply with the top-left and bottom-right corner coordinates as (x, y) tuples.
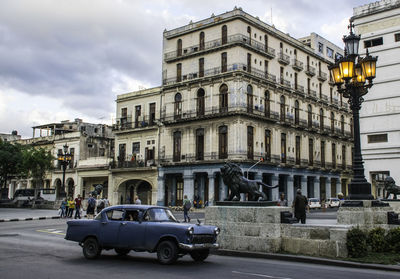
(353, 0), (400, 198)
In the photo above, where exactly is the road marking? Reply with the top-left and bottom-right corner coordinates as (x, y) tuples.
(36, 229), (66, 236)
(232, 271), (292, 279)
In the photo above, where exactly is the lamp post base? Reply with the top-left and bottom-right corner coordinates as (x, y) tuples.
(347, 179), (374, 200)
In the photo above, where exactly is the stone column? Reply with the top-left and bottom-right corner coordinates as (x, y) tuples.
(208, 173), (215, 206)
(287, 175), (294, 206)
(271, 174), (279, 201)
(326, 177), (331, 199)
(183, 174), (194, 201)
(156, 174), (165, 206)
(301, 176), (308, 197)
(75, 176), (83, 197)
(107, 173), (114, 205)
(314, 176), (320, 200)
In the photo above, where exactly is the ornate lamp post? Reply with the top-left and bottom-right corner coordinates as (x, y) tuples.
(58, 144), (72, 197)
(329, 21), (378, 200)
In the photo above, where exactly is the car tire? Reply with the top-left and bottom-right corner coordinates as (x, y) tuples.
(82, 237), (101, 259)
(115, 248), (130, 256)
(157, 240), (178, 265)
(189, 249), (209, 262)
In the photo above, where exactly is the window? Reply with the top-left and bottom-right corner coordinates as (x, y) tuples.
(106, 210), (124, 221)
(368, 134), (388, 143)
(294, 72), (298, 89)
(132, 142), (140, 155)
(319, 83), (322, 99)
(326, 47), (334, 58)
(199, 32), (205, 50)
(219, 126), (228, 159)
(308, 105), (312, 128)
(335, 53), (343, 61)
(341, 115), (345, 135)
(221, 52), (227, 72)
(176, 63), (182, 82)
(219, 84), (228, 113)
(174, 93), (182, 120)
(247, 85), (253, 113)
(364, 37), (383, 48)
(118, 143), (126, 162)
(264, 35), (268, 50)
(264, 60), (269, 77)
(265, 90), (270, 117)
(331, 112), (335, 133)
(309, 138), (314, 166)
(247, 53), (252, 73)
(280, 67), (284, 84)
(99, 148), (105, 157)
(321, 141), (325, 168)
(199, 58), (204, 78)
(197, 88), (205, 116)
(320, 108), (324, 131)
(149, 103), (156, 126)
(177, 39), (182, 56)
(265, 130), (271, 161)
(222, 25), (227, 45)
(247, 26), (251, 42)
(318, 42), (324, 53)
(342, 145), (346, 169)
(196, 128), (204, 160)
(280, 95), (285, 122)
(395, 33), (400, 42)
(247, 126), (254, 160)
(135, 105), (141, 128)
(332, 143), (336, 169)
(281, 133), (286, 163)
(294, 100), (299, 125)
(295, 136), (301, 165)
(173, 131), (181, 162)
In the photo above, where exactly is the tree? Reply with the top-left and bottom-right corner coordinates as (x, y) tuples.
(0, 140), (23, 189)
(20, 146), (54, 188)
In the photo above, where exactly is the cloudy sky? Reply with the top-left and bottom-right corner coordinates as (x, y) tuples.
(0, 0), (370, 138)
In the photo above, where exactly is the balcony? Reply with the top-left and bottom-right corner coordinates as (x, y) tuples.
(278, 52), (290, 65)
(113, 116), (157, 132)
(294, 84), (305, 95)
(305, 65), (316, 76)
(308, 89), (317, 100)
(279, 77), (291, 89)
(321, 95), (328, 104)
(163, 63), (276, 86)
(292, 59), (304, 71)
(317, 71), (328, 82)
(164, 33), (276, 62)
(111, 159), (156, 169)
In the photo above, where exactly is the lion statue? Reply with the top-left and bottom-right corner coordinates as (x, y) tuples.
(384, 177), (400, 199)
(220, 162), (278, 201)
(91, 184), (103, 197)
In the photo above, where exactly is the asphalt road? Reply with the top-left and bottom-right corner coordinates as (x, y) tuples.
(0, 219), (398, 279)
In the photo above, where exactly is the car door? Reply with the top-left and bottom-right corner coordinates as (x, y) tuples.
(117, 209), (146, 249)
(98, 209), (124, 247)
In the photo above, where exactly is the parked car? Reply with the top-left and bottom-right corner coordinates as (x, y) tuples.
(65, 205), (220, 264)
(326, 198), (340, 208)
(308, 198), (321, 209)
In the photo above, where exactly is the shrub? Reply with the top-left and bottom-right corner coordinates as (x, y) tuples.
(347, 226), (368, 258)
(367, 227), (388, 252)
(387, 227), (400, 253)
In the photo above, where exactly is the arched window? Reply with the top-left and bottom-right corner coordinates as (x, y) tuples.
(196, 128), (204, 160)
(219, 84), (228, 113)
(280, 95), (286, 122)
(218, 125), (228, 159)
(197, 88), (205, 116)
(320, 108), (324, 131)
(199, 32), (205, 50)
(341, 115), (345, 135)
(222, 25), (227, 45)
(331, 112), (335, 133)
(177, 39), (182, 57)
(247, 85), (253, 113)
(308, 104), (312, 128)
(174, 93), (182, 120)
(173, 131), (181, 162)
(265, 90), (270, 118)
(295, 100), (300, 125)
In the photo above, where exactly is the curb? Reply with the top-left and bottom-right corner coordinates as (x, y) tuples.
(0, 216), (60, 222)
(213, 249), (400, 272)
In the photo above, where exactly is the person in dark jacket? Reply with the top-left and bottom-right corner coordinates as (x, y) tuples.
(293, 189), (308, 224)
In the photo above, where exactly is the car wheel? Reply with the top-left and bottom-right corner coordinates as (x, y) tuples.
(115, 248), (130, 256)
(82, 237), (101, 259)
(189, 249), (209, 262)
(157, 240), (178, 265)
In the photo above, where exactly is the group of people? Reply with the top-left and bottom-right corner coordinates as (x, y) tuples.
(59, 194), (110, 219)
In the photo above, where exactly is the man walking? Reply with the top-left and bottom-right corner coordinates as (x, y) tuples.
(293, 189), (308, 224)
(183, 195), (191, 223)
(74, 194), (83, 219)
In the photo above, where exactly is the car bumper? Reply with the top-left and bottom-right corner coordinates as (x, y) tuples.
(178, 243), (219, 250)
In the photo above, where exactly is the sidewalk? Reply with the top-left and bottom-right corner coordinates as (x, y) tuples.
(0, 208), (60, 222)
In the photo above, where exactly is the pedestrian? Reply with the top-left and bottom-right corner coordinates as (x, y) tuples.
(96, 196), (105, 214)
(86, 194), (96, 219)
(183, 195), (191, 222)
(67, 197), (75, 218)
(103, 196), (110, 207)
(60, 198), (67, 218)
(74, 194), (83, 219)
(134, 195), (141, 205)
(277, 193), (288, 206)
(292, 189), (308, 224)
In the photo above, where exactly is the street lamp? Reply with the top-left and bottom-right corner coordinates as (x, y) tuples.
(329, 21), (378, 200)
(58, 144), (72, 197)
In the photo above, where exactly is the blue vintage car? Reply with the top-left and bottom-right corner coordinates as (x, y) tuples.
(65, 205), (219, 264)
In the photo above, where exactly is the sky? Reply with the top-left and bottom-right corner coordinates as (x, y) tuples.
(0, 0), (371, 138)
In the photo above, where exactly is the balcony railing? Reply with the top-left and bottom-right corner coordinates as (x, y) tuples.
(317, 71), (328, 81)
(308, 89), (317, 99)
(321, 95), (328, 103)
(161, 151), (272, 164)
(111, 159), (156, 169)
(113, 116), (157, 131)
(294, 84), (305, 95)
(163, 63), (276, 86)
(164, 33), (276, 62)
(278, 52), (290, 65)
(292, 59), (304, 71)
(279, 77), (291, 88)
(305, 65), (316, 76)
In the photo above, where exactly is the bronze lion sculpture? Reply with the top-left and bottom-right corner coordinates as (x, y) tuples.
(220, 162), (278, 201)
(384, 176), (400, 199)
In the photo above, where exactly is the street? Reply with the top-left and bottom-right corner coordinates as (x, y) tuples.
(0, 218), (398, 279)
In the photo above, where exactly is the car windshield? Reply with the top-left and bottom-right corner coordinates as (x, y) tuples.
(145, 208), (178, 222)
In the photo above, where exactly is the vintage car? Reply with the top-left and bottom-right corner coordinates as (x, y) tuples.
(65, 205), (219, 264)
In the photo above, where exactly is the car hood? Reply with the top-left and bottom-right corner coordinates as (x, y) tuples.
(164, 222), (217, 234)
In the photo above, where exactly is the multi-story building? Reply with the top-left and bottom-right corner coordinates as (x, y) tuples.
(151, 7), (353, 206)
(0, 131), (21, 142)
(9, 119), (114, 201)
(353, 0), (400, 198)
(299, 32), (344, 63)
